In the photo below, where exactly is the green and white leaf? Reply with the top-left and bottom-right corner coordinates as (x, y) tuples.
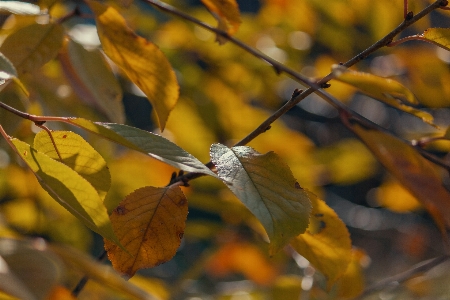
(210, 143), (312, 254)
(67, 118), (216, 177)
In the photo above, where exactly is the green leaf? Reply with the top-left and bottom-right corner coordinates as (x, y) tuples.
(9, 138), (119, 244)
(352, 124), (450, 240)
(59, 39), (125, 123)
(33, 130), (111, 201)
(0, 1), (42, 15)
(67, 118), (216, 177)
(87, 1), (179, 131)
(0, 23), (64, 75)
(0, 51), (27, 95)
(422, 28), (450, 51)
(332, 65), (434, 125)
(210, 143), (312, 254)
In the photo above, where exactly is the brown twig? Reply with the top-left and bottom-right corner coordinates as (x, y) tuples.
(35, 123), (63, 161)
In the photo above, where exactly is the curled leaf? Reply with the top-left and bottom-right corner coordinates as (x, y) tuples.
(87, 1), (179, 130)
(104, 186), (188, 277)
(333, 65), (434, 125)
(210, 143), (312, 254)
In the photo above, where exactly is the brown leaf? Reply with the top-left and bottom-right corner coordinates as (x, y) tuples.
(201, 0), (241, 44)
(104, 186), (188, 277)
(352, 124), (450, 240)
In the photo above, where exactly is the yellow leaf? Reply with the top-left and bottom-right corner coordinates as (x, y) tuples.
(290, 193), (352, 289)
(352, 125), (450, 239)
(0, 23), (64, 76)
(104, 186), (188, 277)
(334, 249), (366, 299)
(422, 28), (450, 51)
(201, 0), (241, 44)
(33, 130), (111, 201)
(376, 177), (422, 213)
(87, 1), (179, 130)
(333, 66), (434, 125)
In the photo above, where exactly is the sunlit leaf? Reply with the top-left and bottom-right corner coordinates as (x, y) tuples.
(334, 249), (366, 299)
(206, 241), (278, 285)
(0, 52), (27, 95)
(33, 130), (111, 201)
(49, 244), (154, 300)
(59, 39), (125, 123)
(9, 138), (118, 244)
(47, 286), (76, 300)
(210, 143), (311, 254)
(104, 186), (188, 277)
(352, 125), (450, 239)
(376, 177), (422, 212)
(0, 23), (64, 75)
(0, 1), (42, 15)
(87, 0), (179, 130)
(422, 28), (450, 51)
(290, 193), (351, 289)
(333, 65), (434, 125)
(67, 118), (216, 177)
(0, 238), (63, 300)
(200, 0), (241, 44)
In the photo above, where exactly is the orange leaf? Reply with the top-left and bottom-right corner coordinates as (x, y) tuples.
(206, 241), (278, 285)
(104, 186), (188, 277)
(352, 124), (450, 240)
(201, 0), (241, 44)
(290, 193), (352, 289)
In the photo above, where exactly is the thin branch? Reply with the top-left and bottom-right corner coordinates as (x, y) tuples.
(35, 124), (63, 161)
(355, 255), (450, 299)
(0, 101), (66, 123)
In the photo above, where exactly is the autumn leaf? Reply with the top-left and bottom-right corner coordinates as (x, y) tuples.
(0, 23), (64, 76)
(104, 186), (188, 277)
(66, 118), (216, 177)
(206, 241), (278, 285)
(33, 130), (111, 201)
(87, 1), (179, 130)
(421, 28), (450, 51)
(9, 138), (119, 244)
(376, 177), (422, 213)
(332, 65), (434, 125)
(290, 192), (351, 289)
(210, 143), (312, 254)
(59, 39), (125, 124)
(334, 249), (366, 299)
(201, 0), (241, 44)
(0, 51), (27, 95)
(0, 1), (42, 15)
(351, 124), (450, 240)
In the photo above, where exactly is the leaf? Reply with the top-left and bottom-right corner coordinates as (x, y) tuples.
(0, 1), (42, 15)
(332, 65), (434, 125)
(49, 244), (154, 300)
(351, 124), (450, 239)
(334, 249), (366, 299)
(200, 0), (241, 44)
(9, 138), (118, 244)
(0, 51), (27, 95)
(33, 130), (111, 201)
(290, 193), (352, 289)
(0, 23), (64, 75)
(67, 118), (216, 177)
(59, 39), (125, 124)
(422, 28), (450, 51)
(104, 186), (188, 277)
(87, 1), (179, 130)
(209, 143), (312, 254)
(376, 177), (422, 212)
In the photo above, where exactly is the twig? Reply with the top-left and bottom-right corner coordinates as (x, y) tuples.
(355, 255), (450, 299)
(35, 124), (63, 161)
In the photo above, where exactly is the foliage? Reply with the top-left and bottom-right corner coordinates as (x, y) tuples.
(0, 0), (450, 299)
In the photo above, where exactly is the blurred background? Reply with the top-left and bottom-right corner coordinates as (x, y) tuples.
(2, 0), (450, 298)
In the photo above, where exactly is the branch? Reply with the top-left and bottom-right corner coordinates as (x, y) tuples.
(355, 255), (450, 299)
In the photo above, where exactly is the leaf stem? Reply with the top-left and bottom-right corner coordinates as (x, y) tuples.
(35, 123), (63, 161)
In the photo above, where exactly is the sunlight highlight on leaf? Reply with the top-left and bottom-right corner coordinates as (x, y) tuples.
(87, 1), (179, 130)
(200, 0), (241, 44)
(352, 125), (450, 240)
(210, 143), (312, 254)
(0, 1), (42, 15)
(333, 66), (434, 125)
(9, 138), (118, 244)
(422, 28), (450, 51)
(67, 118), (216, 177)
(33, 130), (111, 201)
(104, 186), (188, 277)
(290, 193), (351, 289)
(59, 40), (125, 124)
(0, 23), (64, 76)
